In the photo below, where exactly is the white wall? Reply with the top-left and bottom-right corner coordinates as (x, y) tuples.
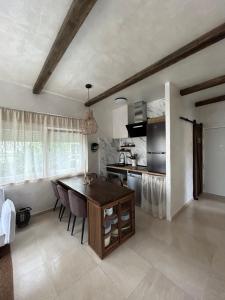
(0, 81), (85, 214)
(166, 82), (194, 220)
(88, 97), (115, 174)
(196, 101), (225, 196)
(0, 80), (85, 118)
(203, 128), (225, 196)
(197, 101), (225, 128)
(4, 180), (56, 215)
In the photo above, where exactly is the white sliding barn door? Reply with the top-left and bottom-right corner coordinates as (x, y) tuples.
(204, 127), (225, 196)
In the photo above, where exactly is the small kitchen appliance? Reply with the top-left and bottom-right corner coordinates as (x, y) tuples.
(119, 152), (126, 165)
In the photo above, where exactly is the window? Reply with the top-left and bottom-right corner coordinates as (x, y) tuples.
(0, 108), (86, 185)
(47, 129), (84, 177)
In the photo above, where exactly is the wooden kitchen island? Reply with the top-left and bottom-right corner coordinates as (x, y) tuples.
(58, 176), (135, 259)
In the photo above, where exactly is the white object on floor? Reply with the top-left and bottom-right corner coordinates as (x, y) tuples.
(0, 199), (16, 246)
(0, 188), (5, 215)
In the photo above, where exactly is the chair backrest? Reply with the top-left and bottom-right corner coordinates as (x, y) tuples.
(68, 190), (87, 218)
(86, 173), (98, 180)
(99, 175), (107, 181)
(108, 176), (123, 186)
(57, 185), (69, 208)
(51, 180), (59, 199)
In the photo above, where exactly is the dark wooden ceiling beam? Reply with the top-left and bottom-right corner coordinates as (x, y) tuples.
(33, 0), (97, 94)
(195, 94), (225, 107)
(85, 22), (225, 107)
(180, 74), (225, 96)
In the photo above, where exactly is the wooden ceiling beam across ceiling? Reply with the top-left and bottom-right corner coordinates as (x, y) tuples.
(33, 0), (97, 94)
(180, 74), (225, 96)
(195, 94), (225, 107)
(85, 22), (225, 107)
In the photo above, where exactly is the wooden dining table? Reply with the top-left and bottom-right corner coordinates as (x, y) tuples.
(58, 176), (135, 259)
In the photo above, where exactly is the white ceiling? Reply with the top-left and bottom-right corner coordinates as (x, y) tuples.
(0, 0), (225, 104)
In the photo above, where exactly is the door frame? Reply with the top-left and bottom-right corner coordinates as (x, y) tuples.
(179, 117), (203, 200)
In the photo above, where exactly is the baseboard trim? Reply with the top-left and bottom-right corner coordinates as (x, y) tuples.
(201, 192), (225, 201)
(31, 207), (54, 216)
(171, 198), (193, 220)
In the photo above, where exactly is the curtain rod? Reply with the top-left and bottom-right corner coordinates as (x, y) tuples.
(0, 106), (84, 121)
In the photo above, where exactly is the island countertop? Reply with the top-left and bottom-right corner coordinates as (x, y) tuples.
(58, 175), (135, 259)
(58, 176), (134, 207)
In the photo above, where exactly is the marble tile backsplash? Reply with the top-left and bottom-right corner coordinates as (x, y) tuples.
(147, 98), (165, 118)
(98, 137), (147, 175)
(98, 137), (118, 175)
(117, 137), (147, 166)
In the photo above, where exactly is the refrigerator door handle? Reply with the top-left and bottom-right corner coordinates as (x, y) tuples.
(147, 152), (166, 154)
(132, 125), (143, 129)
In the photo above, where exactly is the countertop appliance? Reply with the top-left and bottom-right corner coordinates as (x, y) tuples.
(119, 152), (126, 165)
(126, 101), (147, 138)
(147, 120), (166, 173)
(127, 171), (142, 206)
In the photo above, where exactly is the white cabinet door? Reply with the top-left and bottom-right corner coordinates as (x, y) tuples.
(113, 104), (128, 139)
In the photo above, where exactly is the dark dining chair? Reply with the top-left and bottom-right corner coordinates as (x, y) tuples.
(86, 173), (98, 181)
(108, 176), (123, 186)
(99, 175), (107, 181)
(57, 185), (70, 221)
(68, 190), (87, 244)
(51, 180), (60, 211)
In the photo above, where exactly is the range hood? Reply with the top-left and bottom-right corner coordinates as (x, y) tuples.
(126, 101), (147, 137)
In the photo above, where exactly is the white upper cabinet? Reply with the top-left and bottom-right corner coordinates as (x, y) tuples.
(112, 104), (128, 139)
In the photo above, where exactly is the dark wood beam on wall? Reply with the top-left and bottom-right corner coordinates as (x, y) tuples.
(33, 0), (97, 94)
(195, 94), (225, 107)
(85, 22), (225, 107)
(180, 74), (225, 96)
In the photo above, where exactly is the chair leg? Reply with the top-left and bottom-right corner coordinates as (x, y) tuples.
(60, 206), (65, 221)
(67, 212), (71, 231)
(53, 198), (59, 211)
(58, 204), (63, 219)
(71, 216), (76, 236)
(81, 218), (86, 244)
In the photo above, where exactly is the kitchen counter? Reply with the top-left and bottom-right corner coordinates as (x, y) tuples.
(107, 164), (166, 177)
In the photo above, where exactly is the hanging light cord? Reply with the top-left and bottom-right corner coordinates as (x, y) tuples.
(85, 84), (92, 115)
(87, 87), (90, 101)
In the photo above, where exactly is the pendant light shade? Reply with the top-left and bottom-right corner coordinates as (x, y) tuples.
(82, 84), (98, 135)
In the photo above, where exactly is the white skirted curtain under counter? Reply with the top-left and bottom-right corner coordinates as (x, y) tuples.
(0, 107), (87, 185)
(142, 174), (166, 219)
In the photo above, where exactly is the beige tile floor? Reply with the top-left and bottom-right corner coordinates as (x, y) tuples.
(12, 195), (225, 300)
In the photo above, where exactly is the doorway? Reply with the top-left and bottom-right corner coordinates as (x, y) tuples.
(180, 117), (203, 200)
(193, 122), (203, 199)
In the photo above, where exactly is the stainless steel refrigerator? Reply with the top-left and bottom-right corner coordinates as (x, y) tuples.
(147, 121), (166, 173)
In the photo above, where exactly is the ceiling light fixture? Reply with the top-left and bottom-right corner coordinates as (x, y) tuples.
(82, 84), (98, 135)
(114, 97), (127, 104)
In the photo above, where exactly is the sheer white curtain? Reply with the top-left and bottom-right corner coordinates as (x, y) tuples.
(0, 107), (87, 185)
(142, 174), (166, 219)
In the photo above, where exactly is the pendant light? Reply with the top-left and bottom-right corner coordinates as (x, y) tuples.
(82, 84), (98, 135)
